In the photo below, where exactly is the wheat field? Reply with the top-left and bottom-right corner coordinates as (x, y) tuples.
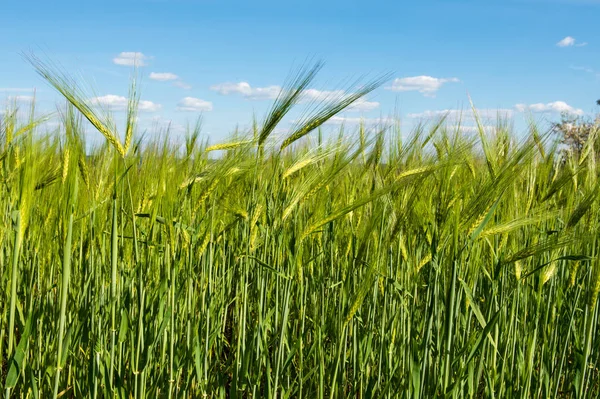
(1, 59), (600, 398)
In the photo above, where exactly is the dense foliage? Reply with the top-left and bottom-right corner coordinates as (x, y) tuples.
(1, 61), (600, 398)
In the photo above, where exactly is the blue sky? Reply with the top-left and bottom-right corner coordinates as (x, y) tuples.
(1, 0), (599, 144)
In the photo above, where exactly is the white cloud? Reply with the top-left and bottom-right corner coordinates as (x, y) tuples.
(210, 82), (282, 100)
(6, 95), (35, 103)
(556, 36), (587, 47)
(325, 116), (396, 125)
(386, 76), (460, 96)
(89, 94), (161, 112)
(89, 95), (127, 108)
(210, 82), (379, 111)
(210, 83), (349, 102)
(148, 73), (191, 89)
(301, 88), (345, 102)
(113, 52), (150, 67)
(570, 65), (595, 73)
(347, 99), (380, 112)
(149, 72), (179, 81)
(141, 116), (187, 135)
(1, 95), (36, 115)
(0, 88), (35, 92)
(449, 125), (496, 134)
(408, 108), (513, 120)
(137, 100), (162, 112)
(177, 97), (213, 112)
(411, 103), (584, 120)
(557, 36), (576, 47)
(570, 65), (600, 77)
(515, 101), (584, 115)
(300, 89), (379, 111)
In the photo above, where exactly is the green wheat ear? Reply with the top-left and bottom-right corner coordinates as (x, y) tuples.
(124, 72), (140, 156)
(280, 74), (389, 151)
(25, 53), (126, 157)
(258, 61), (323, 149)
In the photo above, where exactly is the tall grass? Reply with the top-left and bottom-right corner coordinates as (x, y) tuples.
(1, 60), (600, 398)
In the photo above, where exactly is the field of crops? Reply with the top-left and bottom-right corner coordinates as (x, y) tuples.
(1, 60), (600, 398)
